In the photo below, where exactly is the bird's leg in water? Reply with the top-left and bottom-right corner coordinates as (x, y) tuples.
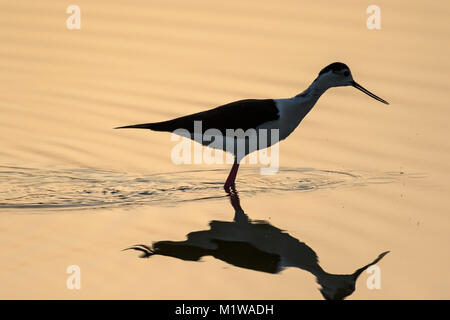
(226, 186), (250, 223)
(224, 161), (240, 190)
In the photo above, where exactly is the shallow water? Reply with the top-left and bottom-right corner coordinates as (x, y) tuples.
(1, 0), (450, 299)
(0, 165), (410, 210)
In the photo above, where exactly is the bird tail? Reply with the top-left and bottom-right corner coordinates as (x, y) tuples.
(114, 123), (158, 130)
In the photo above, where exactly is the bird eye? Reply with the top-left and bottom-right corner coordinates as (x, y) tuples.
(344, 71), (349, 77)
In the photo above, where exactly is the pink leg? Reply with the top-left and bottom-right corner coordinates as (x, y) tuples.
(224, 161), (240, 190)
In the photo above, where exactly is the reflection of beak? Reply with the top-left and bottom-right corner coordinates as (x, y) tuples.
(352, 251), (390, 279)
(352, 81), (389, 105)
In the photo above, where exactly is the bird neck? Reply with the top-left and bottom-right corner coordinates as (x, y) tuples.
(274, 77), (332, 140)
(295, 77), (331, 101)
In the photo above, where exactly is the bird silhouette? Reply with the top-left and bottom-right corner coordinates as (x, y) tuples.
(116, 62), (388, 190)
(124, 187), (389, 300)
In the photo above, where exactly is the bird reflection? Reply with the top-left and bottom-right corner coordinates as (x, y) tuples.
(124, 187), (389, 300)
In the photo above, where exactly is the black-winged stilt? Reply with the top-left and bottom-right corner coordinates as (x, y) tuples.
(116, 62), (388, 190)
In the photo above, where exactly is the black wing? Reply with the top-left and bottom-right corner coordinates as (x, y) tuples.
(115, 99), (279, 134)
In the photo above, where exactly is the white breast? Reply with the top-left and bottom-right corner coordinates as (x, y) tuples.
(257, 97), (314, 141)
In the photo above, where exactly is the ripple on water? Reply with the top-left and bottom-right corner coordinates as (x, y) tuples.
(0, 165), (418, 211)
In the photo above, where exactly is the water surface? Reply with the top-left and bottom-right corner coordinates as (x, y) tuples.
(0, 0), (449, 299)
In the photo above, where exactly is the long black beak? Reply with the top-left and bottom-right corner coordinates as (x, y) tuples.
(352, 81), (389, 105)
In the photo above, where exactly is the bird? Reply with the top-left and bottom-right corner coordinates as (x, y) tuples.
(115, 62), (388, 190)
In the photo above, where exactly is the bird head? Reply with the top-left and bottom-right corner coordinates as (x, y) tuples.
(316, 62), (389, 105)
(317, 251), (390, 300)
(317, 273), (358, 300)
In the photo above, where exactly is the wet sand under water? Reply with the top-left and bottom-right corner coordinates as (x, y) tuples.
(1, 0), (450, 299)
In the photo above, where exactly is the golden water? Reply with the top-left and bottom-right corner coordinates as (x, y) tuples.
(0, 0), (449, 299)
